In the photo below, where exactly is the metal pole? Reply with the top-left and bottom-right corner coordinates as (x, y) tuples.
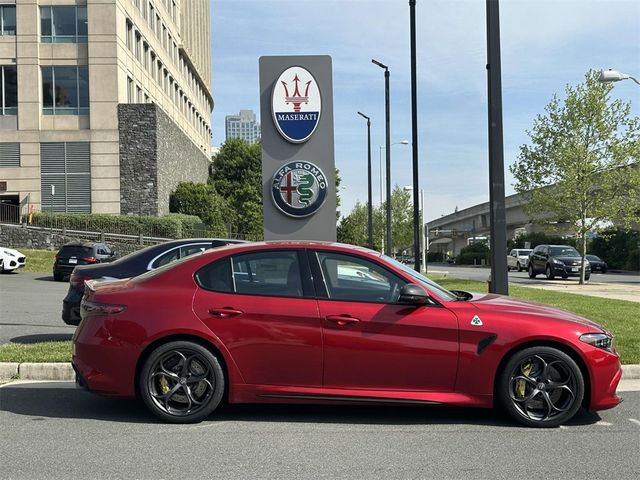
(379, 145), (384, 254)
(409, 0), (420, 272)
(384, 69), (392, 256)
(358, 112), (373, 249)
(486, 0), (509, 295)
(421, 189), (426, 273)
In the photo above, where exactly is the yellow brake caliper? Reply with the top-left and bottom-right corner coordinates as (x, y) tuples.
(516, 363), (533, 399)
(159, 375), (170, 395)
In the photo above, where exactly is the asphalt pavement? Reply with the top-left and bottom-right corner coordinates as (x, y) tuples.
(0, 381), (639, 479)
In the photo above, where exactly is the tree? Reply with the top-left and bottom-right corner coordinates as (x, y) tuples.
(169, 182), (229, 235)
(210, 139), (263, 239)
(510, 70), (640, 284)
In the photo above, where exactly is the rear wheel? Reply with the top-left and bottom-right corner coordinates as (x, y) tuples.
(545, 264), (555, 280)
(53, 272), (63, 281)
(498, 347), (584, 428)
(528, 264), (536, 279)
(139, 341), (225, 423)
(585, 273), (590, 281)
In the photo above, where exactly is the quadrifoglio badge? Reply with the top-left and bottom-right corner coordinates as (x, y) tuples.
(271, 66), (321, 143)
(271, 161), (328, 217)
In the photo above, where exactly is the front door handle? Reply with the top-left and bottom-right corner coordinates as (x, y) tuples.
(209, 307), (243, 318)
(326, 314), (360, 326)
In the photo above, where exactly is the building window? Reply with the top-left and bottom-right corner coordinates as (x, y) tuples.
(0, 5), (16, 35)
(40, 142), (91, 213)
(41, 6), (87, 43)
(1, 65), (17, 116)
(135, 31), (141, 61)
(136, 85), (143, 103)
(42, 66), (90, 115)
(127, 76), (134, 103)
(126, 19), (133, 50)
(143, 42), (149, 69)
(0, 143), (20, 167)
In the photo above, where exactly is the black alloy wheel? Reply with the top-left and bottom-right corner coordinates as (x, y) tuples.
(140, 341), (225, 423)
(499, 347), (584, 428)
(545, 264), (555, 280)
(528, 264), (536, 279)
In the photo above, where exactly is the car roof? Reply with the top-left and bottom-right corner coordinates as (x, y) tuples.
(196, 240), (383, 258)
(61, 240), (100, 248)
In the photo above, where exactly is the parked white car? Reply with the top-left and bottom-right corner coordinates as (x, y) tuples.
(0, 247), (26, 272)
(507, 248), (532, 272)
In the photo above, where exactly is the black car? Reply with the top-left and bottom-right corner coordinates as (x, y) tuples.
(528, 244), (590, 280)
(61, 238), (246, 325)
(53, 241), (115, 281)
(586, 254), (608, 273)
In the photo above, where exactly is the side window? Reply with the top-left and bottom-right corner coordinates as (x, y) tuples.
(316, 252), (406, 303)
(103, 245), (112, 255)
(509, 250), (515, 256)
(232, 251), (304, 298)
(151, 248), (179, 268)
(195, 257), (233, 293)
(180, 244), (206, 258)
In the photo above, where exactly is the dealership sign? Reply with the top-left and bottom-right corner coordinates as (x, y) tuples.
(271, 66), (321, 143)
(271, 161), (328, 217)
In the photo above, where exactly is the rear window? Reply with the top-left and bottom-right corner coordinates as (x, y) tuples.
(59, 246), (93, 257)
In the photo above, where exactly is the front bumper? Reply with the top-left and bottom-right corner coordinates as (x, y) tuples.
(588, 350), (623, 411)
(62, 300), (81, 326)
(550, 264), (589, 277)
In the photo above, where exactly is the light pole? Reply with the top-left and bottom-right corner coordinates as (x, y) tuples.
(372, 58), (392, 256)
(598, 69), (640, 85)
(408, 0), (421, 274)
(379, 140), (409, 254)
(404, 186), (426, 273)
(357, 111), (373, 249)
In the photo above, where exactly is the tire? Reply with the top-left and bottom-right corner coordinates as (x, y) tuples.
(528, 264), (536, 279)
(585, 274), (590, 281)
(545, 264), (555, 280)
(561, 275), (568, 279)
(516, 262), (522, 272)
(53, 272), (63, 282)
(498, 346), (584, 428)
(139, 340), (225, 424)
(601, 267), (607, 274)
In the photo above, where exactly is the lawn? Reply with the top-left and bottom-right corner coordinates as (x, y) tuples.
(15, 248), (56, 274)
(0, 341), (71, 363)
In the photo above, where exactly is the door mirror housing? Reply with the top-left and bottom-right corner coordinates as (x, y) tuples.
(398, 284), (430, 306)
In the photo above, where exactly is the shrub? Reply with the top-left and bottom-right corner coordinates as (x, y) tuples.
(456, 242), (490, 265)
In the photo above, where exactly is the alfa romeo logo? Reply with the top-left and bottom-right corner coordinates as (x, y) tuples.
(271, 66), (321, 143)
(271, 161), (328, 218)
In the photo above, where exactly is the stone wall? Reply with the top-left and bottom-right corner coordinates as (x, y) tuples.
(118, 104), (209, 216)
(0, 223), (144, 257)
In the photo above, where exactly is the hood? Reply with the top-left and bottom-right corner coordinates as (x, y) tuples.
(0, 247), (24, 257)
(468, 292), (603, 331)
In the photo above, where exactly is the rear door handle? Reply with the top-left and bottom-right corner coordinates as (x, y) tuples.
(209, 307), (243, 318)
(326, 315), (360, 326)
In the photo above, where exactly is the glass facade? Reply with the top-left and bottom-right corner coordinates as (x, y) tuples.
(42, 66), (90, 115)
(0, 66), (17, 115)
(41, 6), (88, 43)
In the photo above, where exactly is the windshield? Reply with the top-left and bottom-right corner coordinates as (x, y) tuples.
(549, 246), (580, 257)
(382, 255), (458, 302)
(518, 249), (532, 255)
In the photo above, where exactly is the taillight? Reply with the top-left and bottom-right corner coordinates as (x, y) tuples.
(83, 256), (97, 263)
(70, 274), (92, 288)
(81, 300), (126, 315)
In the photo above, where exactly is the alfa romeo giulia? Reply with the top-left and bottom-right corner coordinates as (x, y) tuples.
(72, 241), (621, 427)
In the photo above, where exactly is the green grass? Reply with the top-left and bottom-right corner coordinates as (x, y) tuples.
(438, 278), (640, 364)
(0, 341), (71, 363)
(17, 248), (56, 273)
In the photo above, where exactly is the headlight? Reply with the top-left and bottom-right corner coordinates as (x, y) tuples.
(552, 258), (563, 265)
(580, 333), (615, 353)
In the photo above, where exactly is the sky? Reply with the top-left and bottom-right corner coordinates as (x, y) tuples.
(209, 0), (640, 222)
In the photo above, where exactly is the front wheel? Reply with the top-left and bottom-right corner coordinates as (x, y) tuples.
(498, 347), (584, 428)
(139, 341), (225, 423)
(516, 262), (523, 272)
(528, 264), (536, 279)
(545, 264), (555, 280)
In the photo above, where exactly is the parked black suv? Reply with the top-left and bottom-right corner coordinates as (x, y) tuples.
(528, 244), (590, 280)
(53, 241), (115, 281)
(61, 238), (246, 325)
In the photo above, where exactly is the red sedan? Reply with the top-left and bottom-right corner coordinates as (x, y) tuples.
(72, 242), (622, 427)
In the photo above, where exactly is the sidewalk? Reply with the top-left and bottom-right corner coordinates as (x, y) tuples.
(517, 280), (640, 303)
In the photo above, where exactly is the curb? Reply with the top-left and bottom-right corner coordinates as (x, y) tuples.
(1, 362), (640, 381)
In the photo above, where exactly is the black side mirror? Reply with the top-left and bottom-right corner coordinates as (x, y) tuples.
(398, 284), (430, 306)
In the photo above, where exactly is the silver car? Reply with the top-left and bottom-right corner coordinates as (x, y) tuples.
(507, 248), (532, 272)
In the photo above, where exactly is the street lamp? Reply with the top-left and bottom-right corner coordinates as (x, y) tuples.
(372, 58), (392, 256)
(404, 186), (427, 274)
(379, 140), (409, 254)
(598, 69), (640, 85)
(408, 0), (421, 275)
(357, 111), (373, 249)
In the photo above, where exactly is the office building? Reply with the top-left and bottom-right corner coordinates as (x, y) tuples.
(225, 109), (260, 144)
(0, 0), (213, 216)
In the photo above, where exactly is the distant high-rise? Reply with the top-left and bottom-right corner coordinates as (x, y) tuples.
(225, 110), (260, 144)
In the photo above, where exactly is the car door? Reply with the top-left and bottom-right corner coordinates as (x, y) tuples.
(192, 249), (323, 387)
(311, 250), (459, 392)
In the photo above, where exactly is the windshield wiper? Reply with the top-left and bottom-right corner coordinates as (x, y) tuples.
(450, 290), (473, 301)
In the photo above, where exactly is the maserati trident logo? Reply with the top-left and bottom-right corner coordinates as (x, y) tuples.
(271, 161), (328, 218)
(272, 66), (321, 143)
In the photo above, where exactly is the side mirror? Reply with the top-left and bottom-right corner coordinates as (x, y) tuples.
(398, 284), (430, 306)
